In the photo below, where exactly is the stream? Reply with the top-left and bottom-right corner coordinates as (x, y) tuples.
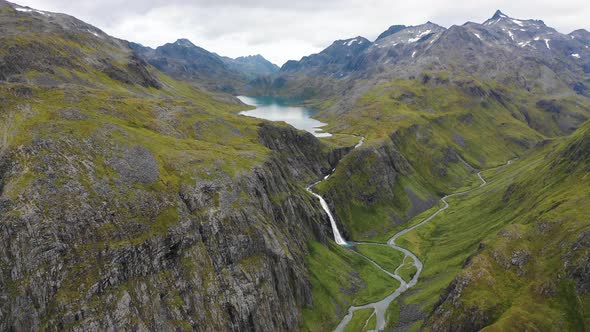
(238, 93), (510, 330)
(306, 136), (364, 245)
(308, 145), (511, 331)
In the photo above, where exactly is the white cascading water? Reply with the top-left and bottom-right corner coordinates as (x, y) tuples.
(306, 175), (348, 245)
(306, 136), (365, 246)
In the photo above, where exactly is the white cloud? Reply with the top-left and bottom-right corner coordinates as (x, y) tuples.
(13, 0), (590, 65)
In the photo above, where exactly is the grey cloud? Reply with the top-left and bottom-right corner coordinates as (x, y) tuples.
(15, 0), (590, 65)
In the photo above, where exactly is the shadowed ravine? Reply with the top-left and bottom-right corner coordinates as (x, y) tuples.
(308, 144), (515, 331)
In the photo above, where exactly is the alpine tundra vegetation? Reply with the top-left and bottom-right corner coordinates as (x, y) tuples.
(0, 0), (589, 331)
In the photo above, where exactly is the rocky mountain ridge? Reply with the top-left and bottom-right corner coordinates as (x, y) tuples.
(256, 10), (588, 101)
(221, 54), (279, 79)
(131, 38), (278, 92)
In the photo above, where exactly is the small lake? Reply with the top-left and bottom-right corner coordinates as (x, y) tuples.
(237, 96), (332, 137)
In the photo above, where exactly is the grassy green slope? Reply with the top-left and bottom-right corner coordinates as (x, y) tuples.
(0, 3), (275, 195)
(0, 7), (325, 329)
(389, 121), (590, 330)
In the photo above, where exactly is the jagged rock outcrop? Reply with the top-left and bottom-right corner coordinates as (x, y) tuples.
(565, 231), (590, 294)
(427, 272), (491, 332)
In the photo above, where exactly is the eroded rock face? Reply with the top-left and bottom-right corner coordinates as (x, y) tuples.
(107, 145), (160, 185)
(0, 123), (344, 331)
(510, 250), (530, 276)
(566, 231), (590, 294)
(100, 55), (161, 89)
(427, 273), (491, 332)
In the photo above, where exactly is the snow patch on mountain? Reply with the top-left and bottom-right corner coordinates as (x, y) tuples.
(518, 41), (534, 48)
(343, 38), (361, 46)
(485, 19), (501, 26)
(407, 30), (432, 43)
(174, 39), (195, 48)
(86, 29), (100, 38)
(512, 19), (524, 27)
(14, 6), (51, 16)
(505, 29), (515, 41)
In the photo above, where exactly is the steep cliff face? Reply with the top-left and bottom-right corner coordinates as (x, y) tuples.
(318, 138), (422, 240)
(0, 120), (348, 331)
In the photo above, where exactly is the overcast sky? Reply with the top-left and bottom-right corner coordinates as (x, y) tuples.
(15, 0), (590, 65)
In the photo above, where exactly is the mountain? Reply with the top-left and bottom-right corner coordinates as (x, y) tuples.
(251, 10), (590, 129)
(131, 39), (278, 92)
(130, 38), (244, 92)
(281, 36), (371, 75)
(376, 24), (408, 40)
(422, 121), (590, 330)
(266, 10), (588, 90)
(570, 28), (590, 46)
(0, 2), (353, 331)
(0, 2), (160, 88)
(221, 54), (279, 79)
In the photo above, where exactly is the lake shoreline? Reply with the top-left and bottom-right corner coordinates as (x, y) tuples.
(237, 95), (332, 137)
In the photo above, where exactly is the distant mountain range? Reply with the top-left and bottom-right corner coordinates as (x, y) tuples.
(130, 39), (278, 92)
(241, 10), (590, 136)
(126, 10), (590, 98)
(273, 10), (588, 85)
